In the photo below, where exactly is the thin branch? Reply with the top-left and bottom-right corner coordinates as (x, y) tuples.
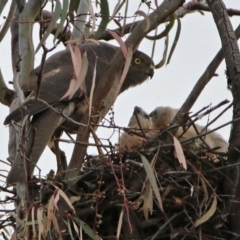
(0, 0), (16, 42)
(172, 24), (240, 125)
(97, 2), (240, 41)
(0, 69), (14, 107)
(18, 0), (44, 86)
(72, 0), (89, 39)
(176, 1), (240, 18)
(0, 0), (7, 16)
(57, 138), (112, 148)
(201, 102), (233, 132)
(206, 0), (240, 234)
(67, 0), (185, 180)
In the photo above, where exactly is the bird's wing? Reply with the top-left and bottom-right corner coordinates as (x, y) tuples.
(6, 103), (75, 184)
(6, 42), (119, 184)
(5, 41), (155, 183)
(4, 42), (118, 125)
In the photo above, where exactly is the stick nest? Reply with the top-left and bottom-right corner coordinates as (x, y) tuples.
(1, 138), (235, 240)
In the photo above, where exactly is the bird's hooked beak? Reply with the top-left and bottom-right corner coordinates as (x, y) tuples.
(134, 106), (149, 119)
(146, 64), (155, 79)
(134, 106), (142, 114)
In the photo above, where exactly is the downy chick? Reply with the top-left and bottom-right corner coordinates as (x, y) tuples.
(149, 106), (228, 153)
(119, 106), (153, 149)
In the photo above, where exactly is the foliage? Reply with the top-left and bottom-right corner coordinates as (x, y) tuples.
(0, 0), (240, 239)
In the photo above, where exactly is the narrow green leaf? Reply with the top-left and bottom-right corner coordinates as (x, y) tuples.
(122, 0), (128, 35)
(65, 219), (75, 240)
(93, 0), (109, 40)
(88, 58), (97, 120)
(111, 0), (125, 21)
(116, 208), (124, 239)
(85, 0), (96, 36)
(140, 154), (163, 212)
(141, 180), (153, 220)
(194, 194), (217, 227)
(54, 0), (69, 43)
(155, 35), (169, 69)
(167, 18), (181, 65)
(145, 15), (175, 40)
(35, 0), (62, 53)
(172, 134), (187, 170)
(69, 0), (80, 13)
(72, 217), (102, 240)
(151, 28), (157, 59)
(135, 10), (150, 32)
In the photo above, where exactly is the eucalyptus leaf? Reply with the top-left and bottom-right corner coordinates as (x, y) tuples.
(35, 0), (62, 53)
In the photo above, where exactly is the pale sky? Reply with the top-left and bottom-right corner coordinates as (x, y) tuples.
(0, 1), (239, 182)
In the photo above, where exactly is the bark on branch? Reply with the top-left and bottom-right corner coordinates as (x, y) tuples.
(66, 0), (185, 180)
(206, 0), (240, 234)
(173, 24), (240, 124)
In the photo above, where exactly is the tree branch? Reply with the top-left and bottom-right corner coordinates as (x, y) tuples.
(206, 0), (240, 234)
(176, 1), (240, 17)
(97, 1), (240, 41)
(72, 0), (89, 39)
(18, 0), (44, 87)
(173, 23), (240, 124)
(29, 2), (240, 44)
(0, 69), (14, 107)
(66, 0), (185, 180)
(0, 0), (16, 42)
(0, 0), (7, 16)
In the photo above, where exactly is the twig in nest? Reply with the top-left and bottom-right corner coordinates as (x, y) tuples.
(192, 99), (230, 121)
(201, 102), (233, 133)
(56, 138), (112, 149)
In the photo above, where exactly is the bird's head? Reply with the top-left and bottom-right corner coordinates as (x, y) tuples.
(149, 106), (178, 129)
(128, 106), (152, 130)
(121, 50), (155, 93)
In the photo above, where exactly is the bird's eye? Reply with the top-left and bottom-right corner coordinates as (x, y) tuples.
(134, 58), (142, 64)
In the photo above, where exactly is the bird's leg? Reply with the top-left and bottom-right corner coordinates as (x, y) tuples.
(48, 134), (67, 178)
(65, 112), (90, 181)
(90, 126), (104, 157)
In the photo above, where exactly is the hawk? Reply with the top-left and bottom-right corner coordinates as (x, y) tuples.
(5, 41), (154, 183)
